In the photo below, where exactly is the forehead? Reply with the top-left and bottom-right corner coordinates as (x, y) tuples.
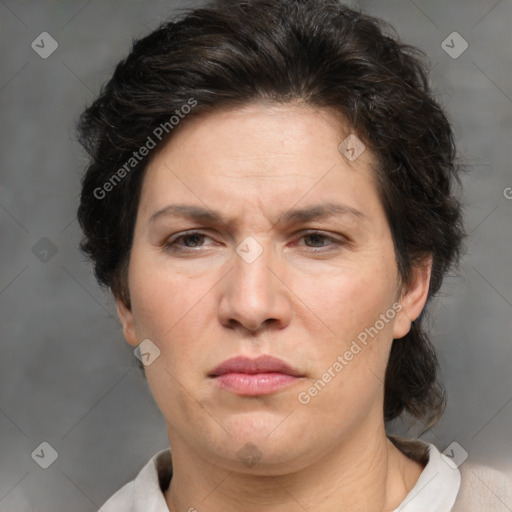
(137, 102), (382, 224)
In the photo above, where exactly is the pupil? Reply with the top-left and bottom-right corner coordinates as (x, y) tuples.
(186, 234), (202, 246)
(308, 234), (324, 246)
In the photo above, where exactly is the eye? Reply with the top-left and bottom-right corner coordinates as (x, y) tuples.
(163, 231), (214, 252)
(295, 231), (343, 251)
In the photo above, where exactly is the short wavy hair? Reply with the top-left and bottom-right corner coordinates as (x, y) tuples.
(77, 0), (465, 428)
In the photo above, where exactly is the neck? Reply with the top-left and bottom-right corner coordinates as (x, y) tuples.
(164, 420), (423, 512)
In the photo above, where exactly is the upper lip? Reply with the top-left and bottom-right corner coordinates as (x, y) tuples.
(209, 355), (303, 377)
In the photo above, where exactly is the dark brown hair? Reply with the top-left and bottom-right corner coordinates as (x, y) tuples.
(77, 0), (465, 428)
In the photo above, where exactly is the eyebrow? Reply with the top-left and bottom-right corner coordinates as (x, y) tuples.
(149, 202), (367, 228)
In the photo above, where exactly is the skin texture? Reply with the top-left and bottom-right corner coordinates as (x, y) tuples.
(116, 102), (431, 512)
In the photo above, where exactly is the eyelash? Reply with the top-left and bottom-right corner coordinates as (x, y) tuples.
(163, 230), (345, 253)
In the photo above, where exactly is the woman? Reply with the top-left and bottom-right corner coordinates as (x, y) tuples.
(77, 0), (510, 510)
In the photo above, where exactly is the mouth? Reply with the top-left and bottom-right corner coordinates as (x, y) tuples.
(208, 355), (304, 396)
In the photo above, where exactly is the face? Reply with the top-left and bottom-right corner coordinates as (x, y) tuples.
(117, 102), (430, 474)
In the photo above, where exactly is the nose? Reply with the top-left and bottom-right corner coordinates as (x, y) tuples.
(217, 241), (292, 334)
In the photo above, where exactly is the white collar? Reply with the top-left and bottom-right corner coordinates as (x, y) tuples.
(101, 440), (461, 511)
(392, 441), (461, 511)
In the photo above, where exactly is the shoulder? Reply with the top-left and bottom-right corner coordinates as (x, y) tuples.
(452, 462), (512, 512)
(98, 448), (172, 512)
(389, 435), (512, 512)
(99, 481), (135, 511)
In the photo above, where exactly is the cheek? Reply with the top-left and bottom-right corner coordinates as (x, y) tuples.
(291, 256), (398, 409)
(127, 259), (207, 421)
(127, 251), (220, 383)
(295, 278), (397, 428)
(128, 249), (201, 336)
(290, 255), (399, 344)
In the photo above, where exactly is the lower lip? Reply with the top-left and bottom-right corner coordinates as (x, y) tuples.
(213, 372), (300, 395)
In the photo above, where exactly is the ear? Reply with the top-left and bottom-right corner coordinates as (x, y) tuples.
(116, 296), (139, 347)
(393, 255), (432, 340)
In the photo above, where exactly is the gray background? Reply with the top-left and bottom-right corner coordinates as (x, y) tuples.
(0, 0), (511, 510)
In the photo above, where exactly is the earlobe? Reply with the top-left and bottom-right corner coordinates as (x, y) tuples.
(392, 255), (432, 340)
(115, 296), (139, 347)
